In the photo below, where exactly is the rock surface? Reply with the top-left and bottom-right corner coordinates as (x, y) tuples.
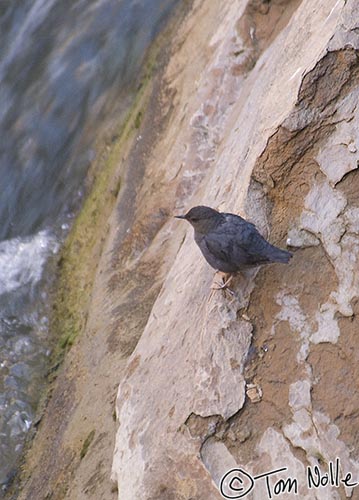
(13, 0), (359, 499)
(111, 0), (359, 498)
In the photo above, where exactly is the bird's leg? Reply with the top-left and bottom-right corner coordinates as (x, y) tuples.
(210, 271), (235, 296)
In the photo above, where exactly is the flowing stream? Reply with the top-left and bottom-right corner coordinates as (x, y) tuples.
(0, 0), (179, 490)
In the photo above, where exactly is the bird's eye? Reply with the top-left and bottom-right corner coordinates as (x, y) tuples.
(190, 217), (198, 222)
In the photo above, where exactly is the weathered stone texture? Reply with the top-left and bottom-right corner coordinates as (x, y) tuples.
(111, 0), (359, 499)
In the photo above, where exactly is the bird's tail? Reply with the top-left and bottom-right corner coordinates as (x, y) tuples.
(269, 245), (293, 264)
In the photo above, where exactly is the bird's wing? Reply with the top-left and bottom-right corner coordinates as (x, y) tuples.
(205, 215), (274, 266)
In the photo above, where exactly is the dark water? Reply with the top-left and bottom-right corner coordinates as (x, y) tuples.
(0, 0), (178, 490)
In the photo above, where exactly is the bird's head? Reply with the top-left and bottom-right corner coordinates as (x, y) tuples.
(175, 205), (222, 233)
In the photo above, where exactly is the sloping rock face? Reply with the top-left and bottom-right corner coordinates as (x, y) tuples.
(14, 0), (359, 499)
(110, 0), (359, 499)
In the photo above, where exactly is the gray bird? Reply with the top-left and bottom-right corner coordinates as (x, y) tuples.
(175, 206), (292, 275)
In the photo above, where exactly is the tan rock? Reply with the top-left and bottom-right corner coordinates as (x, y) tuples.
(14, 0), (359, 498)
(112, 0), (359, 499)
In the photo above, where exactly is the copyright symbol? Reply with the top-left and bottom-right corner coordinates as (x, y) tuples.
(220, 468), (255, 499)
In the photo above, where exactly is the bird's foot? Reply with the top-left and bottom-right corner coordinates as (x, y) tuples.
(210, 272), (235, 296)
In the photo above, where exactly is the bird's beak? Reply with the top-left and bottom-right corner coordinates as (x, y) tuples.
(174, 215), (186, 219)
